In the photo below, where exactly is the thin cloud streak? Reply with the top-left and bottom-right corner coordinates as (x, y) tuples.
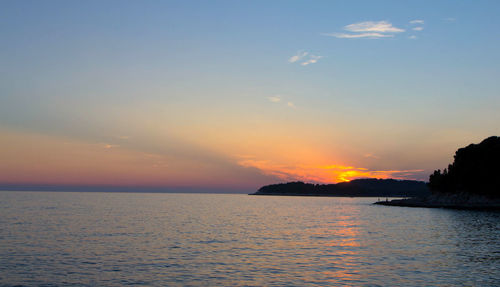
(268, 95), (297, 109)
(268, 96), (281, 103)
(104, 144), (120, 149)
(289, 51), (322, 65)
(300, 55), (322, 65)
(364, 153), (380, 159)
(326, 32), (394, 39)
(344, 21), (404, 33)
(288, 51), (308, 63)
(410, 19), (425, 24)
(325, 21), (404, 39)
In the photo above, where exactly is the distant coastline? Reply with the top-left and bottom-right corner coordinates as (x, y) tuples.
(253, 136), (500, 210)
(251, 178), (430, 198)
(0, 185), (246, 194)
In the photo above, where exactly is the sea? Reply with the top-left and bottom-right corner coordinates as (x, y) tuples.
(0, 191), (499, 286)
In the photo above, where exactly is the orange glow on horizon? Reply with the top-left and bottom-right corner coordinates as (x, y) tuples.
(0, 127), (426, 188)
(238, 158), (424, 184)
(0, 129), (270, 188)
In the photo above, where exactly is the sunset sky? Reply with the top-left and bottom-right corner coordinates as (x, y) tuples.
(1, 1), (499, 191)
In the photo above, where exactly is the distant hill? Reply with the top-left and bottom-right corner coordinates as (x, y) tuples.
(251, 178), (430, 197)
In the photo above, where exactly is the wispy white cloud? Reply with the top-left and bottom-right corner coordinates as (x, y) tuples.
(288, 51), (308, 63)
(443, 17), (456, 22)
(268, 95), (281, 103)
(326, 32), (394, 39)
(325, 21), (404, 39)
(300, 55), (322, 66)
(289, 51), (322, 66)
(410, 19), (424, 24)
(267, 95), (297, 109)
(344, 21), (405, 33)
(407, 19), (424, 38)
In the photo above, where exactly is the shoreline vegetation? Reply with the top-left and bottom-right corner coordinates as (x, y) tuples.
(253, 136), (500, 210)
(250, 178), (430, 198)
(376, 136), (500, 210)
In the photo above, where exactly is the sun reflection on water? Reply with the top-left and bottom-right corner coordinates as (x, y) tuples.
(1, 193), (499, 286)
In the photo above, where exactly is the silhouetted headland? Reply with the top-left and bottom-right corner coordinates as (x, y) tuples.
(251, 178), (430, 197)
(376, 136), (500, 209)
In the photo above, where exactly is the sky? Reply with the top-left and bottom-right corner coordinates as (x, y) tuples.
(1, 0), (500, 192)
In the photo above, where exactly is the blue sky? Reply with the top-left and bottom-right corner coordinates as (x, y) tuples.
(1, 1), (499, 190)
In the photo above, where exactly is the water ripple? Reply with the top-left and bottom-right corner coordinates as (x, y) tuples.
(0, 192), (499, 286)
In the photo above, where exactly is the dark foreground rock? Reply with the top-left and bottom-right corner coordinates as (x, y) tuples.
(374, 192), (500, 210)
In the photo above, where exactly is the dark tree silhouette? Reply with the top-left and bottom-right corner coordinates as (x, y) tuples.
(428, 136), (500, 198)
(254, 178), (430, 197)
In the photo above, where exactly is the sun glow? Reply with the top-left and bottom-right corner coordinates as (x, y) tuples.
(238, 158), (424, 184)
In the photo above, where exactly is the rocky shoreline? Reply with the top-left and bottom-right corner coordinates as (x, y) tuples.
(374, 192), (500, 210)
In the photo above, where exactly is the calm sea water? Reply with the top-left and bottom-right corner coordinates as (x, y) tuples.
(0, 191), (499, 286)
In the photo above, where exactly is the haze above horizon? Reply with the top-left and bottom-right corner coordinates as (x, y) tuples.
(1, 0), (499, 191)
